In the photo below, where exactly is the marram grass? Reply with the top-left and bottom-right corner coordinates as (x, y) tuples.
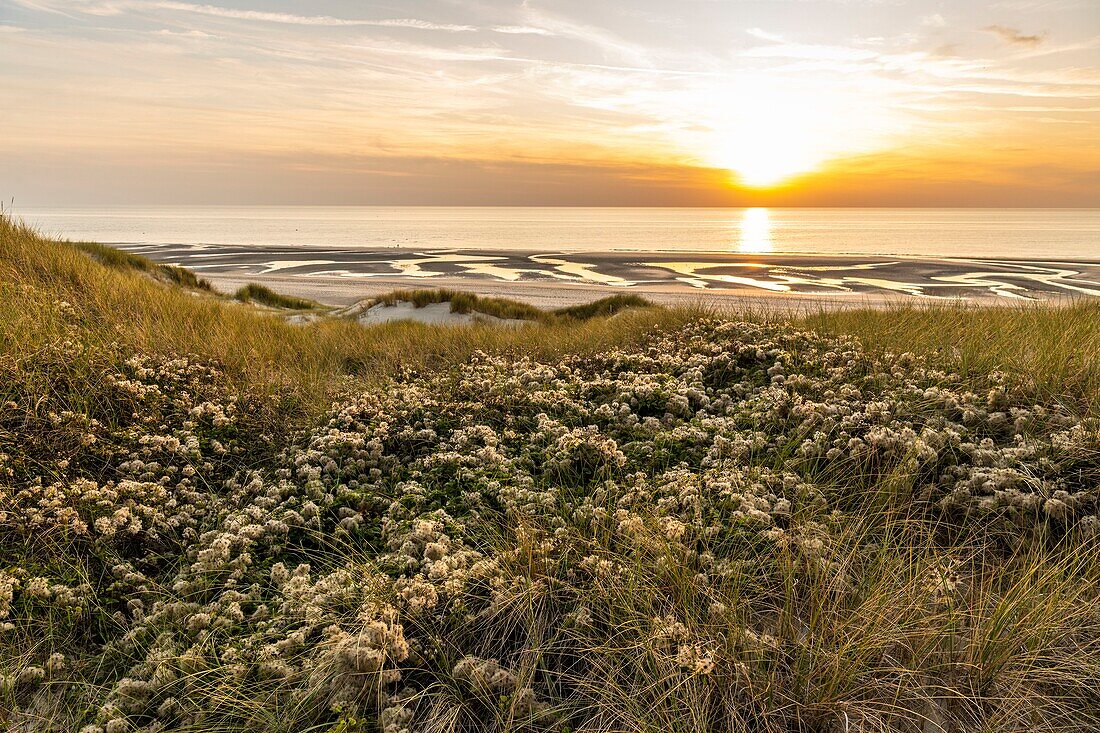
(0, 215), (699, 412)
(367, 288), (654, 324)
(1, 214), (1098, 733)
(234, 283), (321, 311)
(802, 299), (1100, 417)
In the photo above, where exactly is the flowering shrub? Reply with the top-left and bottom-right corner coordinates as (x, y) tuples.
(2, 319), (1098, 732)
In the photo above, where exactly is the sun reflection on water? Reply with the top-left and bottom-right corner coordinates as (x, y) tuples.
(738, 207), (773, 253)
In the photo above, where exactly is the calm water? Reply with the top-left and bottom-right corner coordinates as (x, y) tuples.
(16, 206), (1100, 260)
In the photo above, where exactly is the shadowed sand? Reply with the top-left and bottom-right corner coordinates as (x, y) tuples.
(119, 243), (1100, 310)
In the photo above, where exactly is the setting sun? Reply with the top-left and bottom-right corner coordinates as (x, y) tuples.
(713, 133), (821, 188)
(706, 88), (828, 186)
(696, 77), (899, 188)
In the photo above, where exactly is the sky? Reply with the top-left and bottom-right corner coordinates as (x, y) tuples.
(0, 0), (1097, 206)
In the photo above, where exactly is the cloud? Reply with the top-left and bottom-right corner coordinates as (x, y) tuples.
(490, 25), (554, 36)
(8, 0), (125, 16)
(156, 3), (477, 31)
(343, 38), (513, 63)
(746, 27), (785, 42)
(14, 1), (482, 31)
(921, 14), (947, 28)
(984, 25), (1046, 45)
(515, 5), (653, 65)
(364, 18), (477, 32)
(152, 28), (215, 38)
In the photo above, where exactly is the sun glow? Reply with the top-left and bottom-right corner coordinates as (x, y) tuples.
(698, 78), (895, 188)
(712, 117), (825, 188)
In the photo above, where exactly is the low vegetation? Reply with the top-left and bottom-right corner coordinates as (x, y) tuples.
(805, 301), (1100, 416)
(370, 288), (546, 321)
(552, 293), (652, 320)
(369, 289), (654, 324)
(75, 241), (214, 292)
(234, 283), (320, 311)
(1, 214), (1098, 732)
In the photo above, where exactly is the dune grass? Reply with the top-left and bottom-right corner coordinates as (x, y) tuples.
(553, 293), (653, 319)
(75, 240), (214, 291)
(0, 215), (695, 416)
(2, 214), (1099, 732)
(799, 300), (1100, 416)
(234, 282), (321, 310)
(371, 287), (548, 321)
(369, 288), (655, 323)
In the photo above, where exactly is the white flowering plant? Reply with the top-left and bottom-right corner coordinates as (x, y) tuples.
(2, 313), (1098, 733)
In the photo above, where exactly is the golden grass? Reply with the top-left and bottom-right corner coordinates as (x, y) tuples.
(233, 282), (322, 311)
(0, 215), (699, 413)
(369, 288), (654, 323)
(74, 240), (214, 291)
(370, 287), (548, 320)
(799, 301), (1100, 415)
(6, 212), (1100, 419)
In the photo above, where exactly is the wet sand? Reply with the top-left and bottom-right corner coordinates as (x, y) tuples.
(121, 243), (1100, 309)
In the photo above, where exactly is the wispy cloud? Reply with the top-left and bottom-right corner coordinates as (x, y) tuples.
(746, 28), (785, 42)
(342, 38), (513, 63)
(155, 3), (477, 30)
(151, 27), (216, 38)
(364, 18), (478, 32)
(984, 24), (1047, 45)
(490, 25), (553, 36)
(1, 0), (1097, 205)
(515, 4), (654, 66)
(10, 0), (483, 31)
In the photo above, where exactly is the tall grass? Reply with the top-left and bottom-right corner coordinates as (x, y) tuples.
(234, 282), (320, 310)
(800, 301), (1100, 415)
(370, 287), (547, 320)
(0, 215), (697, 413)
(368, 288), (654, 323)
(74, 241), (214, 291)
(553, 293), (654, 320)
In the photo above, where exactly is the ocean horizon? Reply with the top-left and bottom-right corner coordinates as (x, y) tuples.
(16, 206), (1100, 261)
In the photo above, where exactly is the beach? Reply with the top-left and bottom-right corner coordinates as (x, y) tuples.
(20, 205), (1098, 311)
(122, 241), (1100, 310)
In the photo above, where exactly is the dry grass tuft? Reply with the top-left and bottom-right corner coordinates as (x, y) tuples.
(368, 288), (655, 323)
(800, 301), (1100, 416)
(234, 283), (320, 310)
(0, 214), (701, 415)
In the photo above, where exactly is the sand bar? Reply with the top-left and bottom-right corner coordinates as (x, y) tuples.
(119, 242), (1100, 309)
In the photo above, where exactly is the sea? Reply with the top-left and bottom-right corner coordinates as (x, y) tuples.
(15, 206), (1100, 260)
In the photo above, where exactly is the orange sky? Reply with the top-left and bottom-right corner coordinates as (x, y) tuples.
(1, 0), (1097, 205)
